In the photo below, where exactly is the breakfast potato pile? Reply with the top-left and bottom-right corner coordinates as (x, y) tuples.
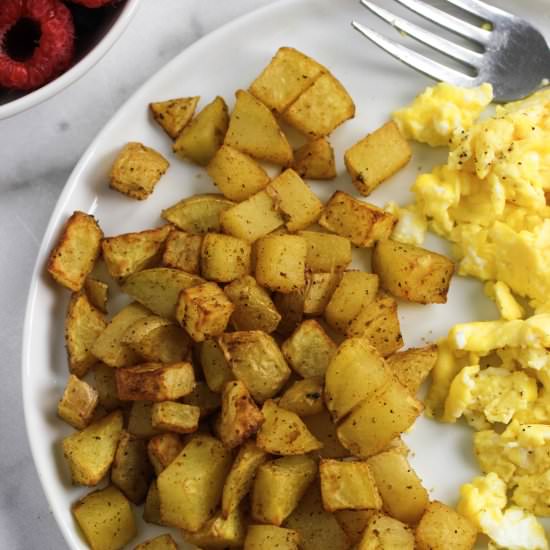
(46, 47), (477, 550)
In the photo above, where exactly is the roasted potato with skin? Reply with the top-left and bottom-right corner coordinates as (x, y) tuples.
(273, 289), (304, 337)
(149, 96), (199, 139)
(181, 380), (221, 417)
(57, 374), (98, 429)
(278, 377), (324, 417)
(303, 271), (342, 315)
(200, 338), (234, 393)
(244, 525), (300, 550)
(162, 230), (202, 274)
(84, 277), (109, 313)
(386, 345), (438, 395)
(201, 233), (252, 283)
(181, 507), (246, 549)
(94, 364), (122, 412)
(128, 401), (161, 439)
(292, 137), (336, 180)
(299, 230), (352, 273)
(143, 481), (164, 526)
(147, 433), (184, 476)
(151, 401), (200, 433)
(135, 534), (178, 550)
(335, 510), (377, 545)
(302, 411), (349, 459)
(357, 513), (415, 550)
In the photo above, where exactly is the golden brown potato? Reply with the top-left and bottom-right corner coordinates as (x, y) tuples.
(101, 225), (172, 280)
(135, 533), (178, 550)
(150, 96), (199, 139)
(298, 230), (352, 273)
(72, 485), (136, 550)
(319, 191), (397, 248)
(357, 513), (415, 550)
(302, 411), (349, 459)
(244, 525), (300, 550)
(225, 89), (293, 165)
(143, 481), (164, 526)
(201, 233), (252, 283)
(181, 507), (246, 549)
(292, 137), (336, 180)
(251, 455), (317, 525)
(62, 410), (123, 486)
(386, 345), (438, 395)
(84, 277), (109, 313)
(110, 142), (169, 200)
(415, 501), (478, 550)
(218, 331), (290, 403)
(48, 211), (103, 291)
(157, 434), (232, 531)
(181, 381), (221, 417)
(57, 374), (98, 429)
(303, 272), (342, 315)
(173, 96), (229, 166)
(147, 433), (184, 476)
(162, 193), (235, 234)
(151, 402), (200, 434)
(200, 338), (234, 393)
(128, 401), (161, 440)
(207, 144), (270, 201)
(273, 289), (305, 337)
(345, 121), (411, 197)
(278, 377), (324, 417)
(94, 364), (122, 411)
(162, 230), (202, 274)
(372, 239), (454, 304)
(334, 510), (377, 545)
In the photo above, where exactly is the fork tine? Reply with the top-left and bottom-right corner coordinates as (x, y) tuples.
(443, 0), (512, 21)
(352, 21), (476, 87)
(394, 0), (491, 45)
(360, 0), (482, 68)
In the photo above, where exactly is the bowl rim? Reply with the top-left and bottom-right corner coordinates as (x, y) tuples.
(0, 0), (141, 121)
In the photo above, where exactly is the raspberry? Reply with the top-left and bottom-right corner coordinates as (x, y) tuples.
(66, 0), (114, 7)
(0, 0), (74, 90)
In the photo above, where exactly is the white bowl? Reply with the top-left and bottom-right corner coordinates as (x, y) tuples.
(0, 0), (141, 120)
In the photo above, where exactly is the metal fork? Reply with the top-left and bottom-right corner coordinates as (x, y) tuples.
(352, 0), (550, 102)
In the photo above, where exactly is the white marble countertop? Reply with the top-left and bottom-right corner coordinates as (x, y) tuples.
(0, 1), (279, 547)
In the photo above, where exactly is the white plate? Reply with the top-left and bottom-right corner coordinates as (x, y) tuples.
(22, 0), (550, 548)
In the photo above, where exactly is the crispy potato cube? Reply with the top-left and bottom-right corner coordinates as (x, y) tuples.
(224, 275), (281, 333)
(65, 292), (107, 377)
(292, 137), (336, 180)
(319, 191), (397, 247)
(135, 534), (178, 550)
(173, 96), (229, 166)
(128, 401), (161, 439)
(48, 211), (103, 291)
(143, 481), (164, 526)
(218, 331), (290, 403)
(249, 46), (325, 113)
(282, 319), (337, 378)
(147, 433), (184, 476)
(299, 230), (352, 273)
(84, 277), (108, 313)
(252, 455), (317, 525)
(176, 282), (234, 342)
(415, 501), (478, 550)
(182, 381), (221, 417)
(121, 267), (203, 320)
(116, 362), (194, 401)
(255, 234), (306, 293)
(162, 230), (202, 274)
(162, 193), (235, 234)
(220, 190), (284, 243)
(357, 513), (415, 550)
(302, 411), (349, 459)
(157, 435), (232, 531)
(201, 233), (252, 283)
(222, 441), (268, 518)
(373, 239), (455, 304)
(303, 272), (342, 315)
(334, 510), (378, 545)
(273, 289), (305, 336)
(386, 345), (438, 395)
(215, 380), (264, 449)
(257, 400), (322, 455)
(200, 338), (234, 393)
(151, 401), (200, 433)
(57, 374), (98, 429)
(278, 377), (324, 417)
(337, 381), (423, 458)
(182, 507), (246, 548)
(207, 145), (270, 201)
(150, 96), (199, 139)
(225, 89), (293, 165)
(266, 169), (323, 232)
(345, 121), (411, 197)
(320, 459), (382, 512)
(62, 410), (123, 486)
(245, 525), (300, 550)
(94, 364), (122, 411)
(110, 142), (169, 200)
(72, 485), (136, 550)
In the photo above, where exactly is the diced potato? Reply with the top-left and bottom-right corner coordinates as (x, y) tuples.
(244, 525), (300, 550)
(147, 433), (184, 476)
(320, 459), (382, 512)
(101, 225), (171, 279)
(302, 411), (349, 459)
(283, 73), (355, 138)
(224, 275), (281, 333)
(220, 190), (284, 243)
(372, 239), (454, 304)
(222, 441), (268, 518)
(110, 142), (169, 200)
(357, 513), (415, 550)
(62, 410), (123, 486)
(319, 191), (397, 247)
(255, 234), (306, 293)
(162, 230), (202, 274)
(415, 501), (478, 550)
(345, 121), (411, 197)
(173, 96), (229, 166)
(265, 169), (323, 232)
(128, 401), (161, 439)
(299, 230), (352, 273)
(57, 374), (98, 429)
(249, 46), (325, 113)
(94, 364), (122, 411)
(207, 145), (270, 201)
(273, 290), (304, 336)
(337, 381), (423, 458)
(303, 272), (342, 315)
(65, 292), (107, 377)
(72, 485), (136, 550)
(282, 319), (337, 378)
(121, 268), (203, 320)
(292, 137), (336, 180)
(84, 277), (109, 313)
(225, 89), (293, 165)
(150, 96), (199, 139)
(162, 193), (235, 234)
(182, 507), (245, 548)
(251, 455), (317, 525)
(200, 338), (234, 393)
(135, 533), (178, 550)
(218, 331), (290, 403)
(324, 271), (379, 333)
(157, 435), (232, 531)
(115, 362), (195, 401)
(181, 381), (221, 417)
(215, 380), (264, 449)
(201, 233), (252, 283)
(151, 401), (200, 433)
(48, 211), (103, 291)
(278, 377), (324, 417)
(143, 481), (164, 526)
(386, 345), (438, 395)
(256, 400), (322, 455)
(334, 510), (377, 545)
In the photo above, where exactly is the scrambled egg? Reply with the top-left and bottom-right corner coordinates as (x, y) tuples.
(384, 201), (426, 245)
